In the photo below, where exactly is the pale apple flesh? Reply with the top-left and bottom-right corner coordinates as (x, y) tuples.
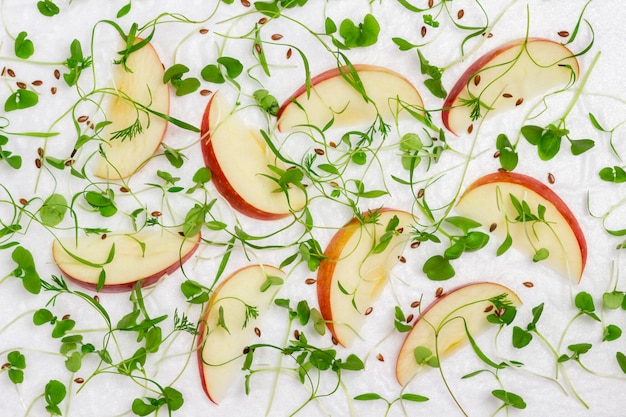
(455, 171), (587, 282)
(317, 209), (415, 347)
(95, 39), (170, 179)
(200, 91), (306, 220)
(442, 38), (579, 135)
(52, 230), (200, 292)
(197, 265), (284, 404)
(396, 282), (522, 386)
(277, 64), (425, 132)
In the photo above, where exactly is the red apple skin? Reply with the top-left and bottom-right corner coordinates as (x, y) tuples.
(316, 208), (408, 346)
(200, 94), (294, 221)
(395, 281), (522, 385)
(276, 64), (421, 132)
(442, 38), (579, 135)
(61, 233), (200, 292)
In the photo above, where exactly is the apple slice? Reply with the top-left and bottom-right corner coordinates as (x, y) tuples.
(200, 91), (306, 220)
(52, 230), (200, 292)
(277, 64), (424, 132)
(94, 39), (170, 179)
(455, 171), (587, 282)
(396, 282), (521, 386)
(197, 264), (284, 404)
(317, 209), (415, 347)
(442, 38), (579, 135)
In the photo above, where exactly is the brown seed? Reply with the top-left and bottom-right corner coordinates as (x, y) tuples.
(77, 115), (89, 123)
(398, 255), (406, 263)
(93, 295), (100, 303)
(558, 30), (570, 38)
(254, 327), (261, 337)
(200, 89), (213, 97)
(410, 241), (420, 249)
(421, 26), (427, 37)
(37, 147), (44, 157)
(286, 48), (292, 59)
(35, 158), (41, 169)
(62, 314), (71, 320)
(406, 313), (414, 323)
(487, 33), (493, 38)
(467, 124), (474, 134)
(484, 305), (494, 313)
(410, 300), (420, 308)
(493, 150), (501, 158)
(397, 227), (404, 234)
(548, 173), (555, 184)
(428, 0), (434, 7)
(314, 148), (325, 156)
(331, 336), (339, 345)
(1, 67), (5, 76)
(243, 346), (250, 354)
(120, 186), (129, 193)
(16, 82), (27, 89)
(515, 98), (524, 106)
(101, 234), (107, 240)
(54, 69), (61, 79)
(178, 231), (185, 236)
(19, 198), (28, 205)
(74, 377), (85, 384)
(89, 122), (95, 130)
(7, 68), (15, 77)
(435, 287), (443, 297)
(258, 17), (268, 24)
(51, 86), (57, 94)
(254, 43), (262, 54)
(241, 0), (250, 6)
(376, 353), (385, 362)
(502, 93), (513, 98)
(271, 34), (283, 41)
(473, 74), (481, 86)
(417, 188), (425, 199)
(457, 9), (465, 19)
(365, 306), (373, 316)
(329, 141), (337, 148)
(305, 278), (316, 285)
(489, 223), (497, 232)
(330, 181), (339, 188)
(1, 362), (10, 369)
(294, 329), (300, 340)
(523, 281), (534, 288)
(151, 211), (162, 217)
(64, 159), (74, 167)
(199, 28), (209, 34)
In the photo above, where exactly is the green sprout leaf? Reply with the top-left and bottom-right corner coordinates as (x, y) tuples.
(12, 246), (41, 294)
(492, 389), (526, 409)
(15, 32), (35, 59)
(40, 194), (67, 227)
(423, 255), (455, 281)
(37, 0), (60, 16)
(253, 89), (279, 116)
(5, 89), (39, 112)
(338, 14), (380, 48)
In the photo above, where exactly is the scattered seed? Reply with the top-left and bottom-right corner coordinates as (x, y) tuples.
(64, 159), (74, 167)
(365, 306), (373, 316)
(428, 0), (434, 7)
(120, 186), (129, 193)
(35, 158), (42, 169)
(473, 75), (481, 87)
(406, 313), (414, 323)
(294, 329), (300, 340)
(241, 0), (250, 6)
(62, 314), (71, 320)
(421, 26), (427, 37)
(254, 327), (261, 337)
(489, 223), (497, 232)
(398, 255), (406, 263)
(484, 305), (494, 313)
(487, 33), (493, 38)
(305, 278), (316, 285)
(54, 69), (61, 79)
(199, 28), (209, 34)
(410, 300), (420, 308)
(93, 295), (100, 303)
(71, 148), (77, 158)
(493, 150), (501, 158)
(37, 147), (44, 157)
(1, 67), (5, 76)
(199, 89), (213, 97)
(51, 87), (57, 95)
(417, 188), (425, 199)
(467, 124), (474, 134)
(254, 43), (262, 54)
(151, 211), (162, 217)
(515, 98), (524, 106)
(376, 353), (385, 362)
(314, 148), (325, 156)
(178, 231), (185, 237)
(558, 30), (570, 38)
(286, 48), (292, 59)
(258, 17), (268, 24)
(330, 181), (339, 188)
(331, 336), (339, 345)
(74, 377), (85, 384)
(89, 122), (95, 130)
(19, 198), (28, 205)
(457, 9), (465, 19)
(77, 115), (89, 123)
(548, 173), (555, 184)
(16, 81), (27, 89)
(7, 68), (15, 77)
(243, 346), (250, 354)
(432, 136), (438, 142)
(523, 281), (534, 288)
(411, 241), (420, 249)
(1, 362), (10, 369)
(271, 34), (283, 41)
(502, 93), (513, 98)
(435, 287), (443, 298)
(101, 234), (107, 240)
(329, 141), (337, 148)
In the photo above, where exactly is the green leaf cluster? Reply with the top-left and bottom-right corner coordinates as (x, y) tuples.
(163, 64), (200, 96)
(3, 351), (26, 384)
(0, 135), (22, 169)
(521, 124), (594, 161)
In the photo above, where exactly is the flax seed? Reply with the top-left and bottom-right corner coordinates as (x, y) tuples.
(473, 75), (481, 86)
(489, 223), (497, 232)
(435, 287), (443, 297)
(484, 305), (494, 312)
(77, 115), (89, 123)
(74, 377), (84, 384)
(151, 211), (162, 217)
(19, 198), (28, 205)
(406, 313), (414, 323)
(35, 158), (41, 169)
(286, 48), (292, 59)
(331, 336), (339, 345)
(515, 98), (524, 106)
(411, 241), (420, 249)
(548, 173), (555, 184)
(417, 188), (425, 198)
(523, 281), (534, 288)
(37, 147), (44, 157)
(199, 28), (209, 34)
(502, 93), (513, 98)
(421, 26), (427, 37)
(101, 234), (107, 240)
(314, 148), (324, 156)
(62, 314), (71, 320)
(457, 9), (464, 19)
(120, 186), (129, 193)
(200, 89), (212, 96)
(64, 159), (74, 167)
(410, 300), (420, 308)
(241, 0), (250, 6)
(467, 124), (474, 134)
(54, 69), (60, 79)
(558, 31), (569, 38)
(258, 17), (267, 24)
(93, 295), (100, 303)
(254, 327), (261, 337)
(493, 150), (501, 158)
(7, 68), (15, 77)
(376, 353), (385, 362)
(398, 256), (406, 263)
(254, 43), (262, 54)
(305, 278), (316, 285)
(16, 82), (27, 89)
(294, 329), (300, 340)
(51, 87), (57, 94)
(428, 0), (434, 7)
(271, 34), (283, 41)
